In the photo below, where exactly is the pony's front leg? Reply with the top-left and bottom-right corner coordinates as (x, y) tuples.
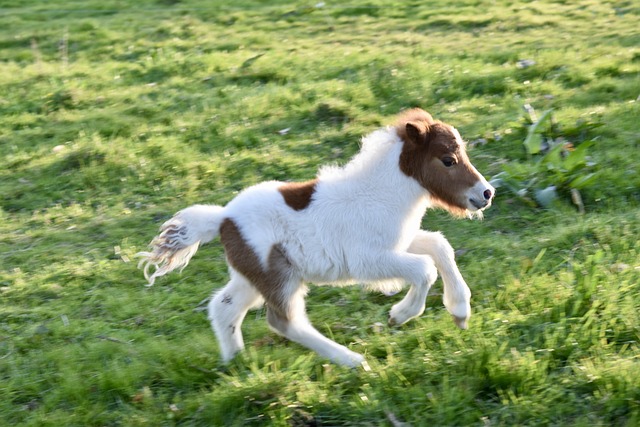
(407, 230), (471, 329)
(388, 256), (437, 326)
(352, 250), (437, 326)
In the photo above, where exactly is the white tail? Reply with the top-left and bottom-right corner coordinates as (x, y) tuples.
(137, 205), (225, 286)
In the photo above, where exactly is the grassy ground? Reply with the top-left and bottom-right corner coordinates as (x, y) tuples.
(1, 0), (639, 425)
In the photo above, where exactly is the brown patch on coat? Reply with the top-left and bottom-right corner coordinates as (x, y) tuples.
(278, 179), (318, 211)
(219, 218), (296, 323)
(396, 108), (482, 215)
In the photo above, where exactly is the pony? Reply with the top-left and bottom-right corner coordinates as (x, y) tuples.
(137, 108), (494, 367)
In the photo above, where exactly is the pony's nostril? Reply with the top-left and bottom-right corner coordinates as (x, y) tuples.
(483, 189), (493, 200)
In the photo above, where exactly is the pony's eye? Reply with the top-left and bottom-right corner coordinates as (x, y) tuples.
(442, 157), (456, 167)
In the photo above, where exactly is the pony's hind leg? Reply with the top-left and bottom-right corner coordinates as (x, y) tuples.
(208, 271), (264, 363)
(266, 284), (365, 368)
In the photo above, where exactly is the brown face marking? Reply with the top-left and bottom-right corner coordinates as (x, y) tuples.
(395, 108), (434, 142)
(396, 109), (483, 216)
(219, 218), (294, 321)
(278, 179), (318, 211)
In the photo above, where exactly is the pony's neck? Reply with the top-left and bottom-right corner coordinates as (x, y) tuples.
(319, 127), (431, 207)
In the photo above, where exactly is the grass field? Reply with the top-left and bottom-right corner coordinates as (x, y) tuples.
(1, 0), (639, 425)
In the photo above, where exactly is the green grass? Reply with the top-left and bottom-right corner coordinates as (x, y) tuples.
(1, 0), (639, 425)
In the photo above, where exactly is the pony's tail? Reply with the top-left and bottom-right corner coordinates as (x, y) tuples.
(137, 205), (226, 286)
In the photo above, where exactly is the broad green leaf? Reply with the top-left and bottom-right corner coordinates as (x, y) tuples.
(523, 109), (554, 156)
(563, 139), (597, 171)
(535, 185), (558, 207)
(539, 142), (565, 169)
(570, 172), (598, 189)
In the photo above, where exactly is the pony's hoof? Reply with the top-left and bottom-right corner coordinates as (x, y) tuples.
(388, 315), (397, 326)
(338, 351), (366, 368)
(452, 315), (469, 330)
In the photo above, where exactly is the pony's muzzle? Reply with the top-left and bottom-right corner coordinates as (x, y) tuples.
(467, 180), (495, 210)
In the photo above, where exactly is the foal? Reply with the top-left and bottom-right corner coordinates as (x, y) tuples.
(138, 108), (494, 367)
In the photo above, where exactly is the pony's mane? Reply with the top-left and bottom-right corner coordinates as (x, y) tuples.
(317, 127), (402, 182)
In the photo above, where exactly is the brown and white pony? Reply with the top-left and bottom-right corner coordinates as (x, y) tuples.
(138, 108), (494, 367)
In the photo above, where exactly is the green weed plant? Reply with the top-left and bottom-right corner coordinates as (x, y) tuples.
(492, 107), (603, 210)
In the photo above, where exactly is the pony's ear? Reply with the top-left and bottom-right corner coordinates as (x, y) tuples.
(405, 121), (429, 146)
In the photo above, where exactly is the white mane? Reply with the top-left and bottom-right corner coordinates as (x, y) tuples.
(318, 127), (403, 182)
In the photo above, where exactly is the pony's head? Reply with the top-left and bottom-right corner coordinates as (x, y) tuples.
(396, 108), (494, 218)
